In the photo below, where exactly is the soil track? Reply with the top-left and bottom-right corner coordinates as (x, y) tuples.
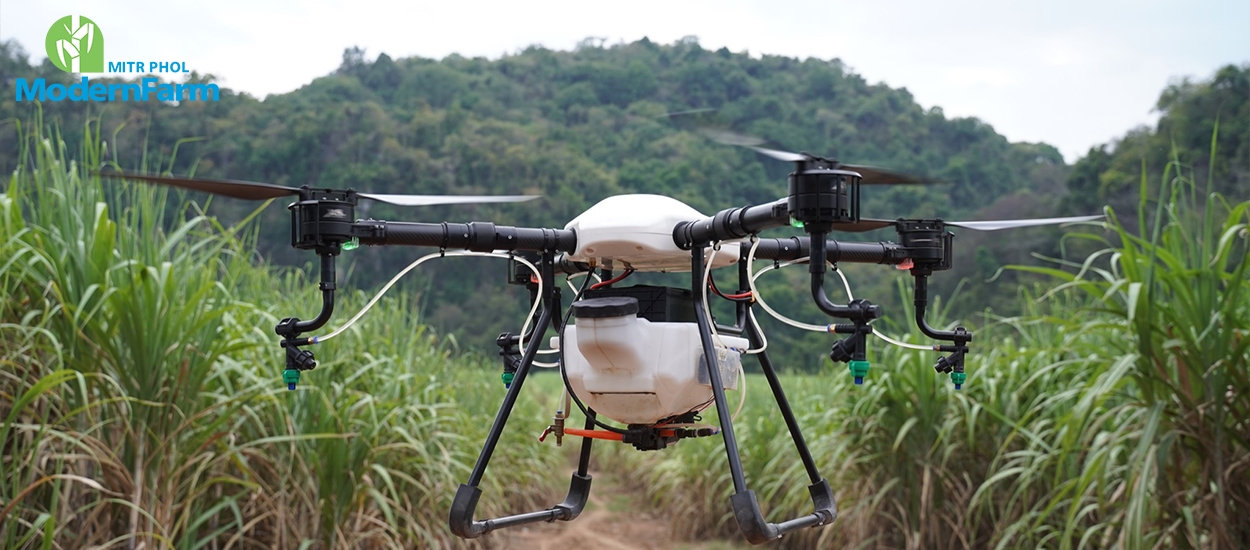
(496, 468), (748, 550)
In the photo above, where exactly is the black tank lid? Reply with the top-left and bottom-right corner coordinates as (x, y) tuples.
(572, 297), (639, 319)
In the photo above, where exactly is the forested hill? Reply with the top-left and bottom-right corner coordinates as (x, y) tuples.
(1, 37), (1065, 227)
(3, 36), (1243, 365)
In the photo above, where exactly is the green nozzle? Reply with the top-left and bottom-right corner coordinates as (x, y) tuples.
(501, 371), (515, 388)
(950, 371), (966, 390)
(849, 360), (870, 385)
(283, 368), (301, 391)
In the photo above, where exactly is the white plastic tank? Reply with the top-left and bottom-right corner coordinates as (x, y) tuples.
(560, 297), (745, 425)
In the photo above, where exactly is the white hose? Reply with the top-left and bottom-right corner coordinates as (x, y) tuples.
(312, 251), (541, 345)
(747, 245), (827, 332)
(873, 329), (934, 351)
(566, 271), (602, 294)
(703, 242), (751, 418)
(743, 309), (767, 355)
(732, 360), (747, 421)
(701, 245), (727, 347)
(748, 245), (935, 351)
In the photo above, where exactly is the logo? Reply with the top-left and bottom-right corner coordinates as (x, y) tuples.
(17, 15), (217, 103)
(46, 15), (104, 73)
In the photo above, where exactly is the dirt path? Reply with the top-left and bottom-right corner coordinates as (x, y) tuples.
(496, 468), (748, 550)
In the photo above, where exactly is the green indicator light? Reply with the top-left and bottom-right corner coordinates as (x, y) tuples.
(790, 217), (804, 229)
(342, 237), (360, 251)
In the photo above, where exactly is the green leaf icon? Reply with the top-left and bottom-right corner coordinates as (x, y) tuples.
(45, 15), (104, 73)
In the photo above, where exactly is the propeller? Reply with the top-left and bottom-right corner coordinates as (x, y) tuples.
(697, 128), (939, 185)
(357, 193), (538, 206)
(942, 215), (1104, 231)
(831, 215), (1105, 233)
(100, 171), (300, 201)
(100, 170), (541, 206)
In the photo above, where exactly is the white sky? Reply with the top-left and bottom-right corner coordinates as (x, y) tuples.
(3, 0), (1247, 162)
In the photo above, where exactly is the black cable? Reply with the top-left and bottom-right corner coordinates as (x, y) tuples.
(558, 269), (629, 434)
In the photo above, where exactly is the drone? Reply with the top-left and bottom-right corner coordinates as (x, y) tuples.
(105, 137), (1099, 545)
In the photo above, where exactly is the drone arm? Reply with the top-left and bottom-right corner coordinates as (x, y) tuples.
(913, 275), (955, 341)
(807, 234), (881, 322)
(299, 253), (336, 332)
(751, 236), (907, 265)
(354, 220), (577, 253)
(275, 253), (337, 340)
(672, 199), (789, 249)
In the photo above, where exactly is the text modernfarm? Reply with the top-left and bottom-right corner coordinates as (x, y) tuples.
(15, 76), (219, 102)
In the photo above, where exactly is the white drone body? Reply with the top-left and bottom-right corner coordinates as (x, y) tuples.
(564, 194), (741, 272)
(560, 194), (745, 426)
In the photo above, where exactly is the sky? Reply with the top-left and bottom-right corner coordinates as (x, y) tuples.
(2, 0), (1247, 162)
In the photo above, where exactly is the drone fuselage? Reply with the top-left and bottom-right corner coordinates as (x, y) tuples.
(564, 194), (741, 272)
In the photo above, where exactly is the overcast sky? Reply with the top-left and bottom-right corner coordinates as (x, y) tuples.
(3, 0), (1247, 161)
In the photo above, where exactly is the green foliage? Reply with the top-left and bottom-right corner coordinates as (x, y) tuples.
(1013, 144), (1249, 548)
(1064, 64), (1249, 216)
(0, 118), (563, 547)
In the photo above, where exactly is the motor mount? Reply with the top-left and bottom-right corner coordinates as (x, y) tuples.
(289, 188), (358, 254)
(788, 157), (862, 233)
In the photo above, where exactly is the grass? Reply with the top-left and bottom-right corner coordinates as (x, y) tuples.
(0, 117), (565, 548)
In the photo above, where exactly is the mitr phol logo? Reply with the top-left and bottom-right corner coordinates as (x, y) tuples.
(46, 15), (104, 73)
(16, 14), (218, 103)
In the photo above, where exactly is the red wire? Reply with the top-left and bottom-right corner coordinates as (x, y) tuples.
(589, 269), (634, 290)
(709, 276), (752, 300)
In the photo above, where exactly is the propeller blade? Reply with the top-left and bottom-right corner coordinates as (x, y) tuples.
(359, 193), (540, 207)
(838, 163), (937, 185)
(747, 145), (806, 162)
(696, 128), (937, 184)
(946, 215), (1104, 231)
(660, 107), (717, 119)
(830, 218), (897, 232)
(698, 129), (807, 161)
(697, 128), (766, 146)
(100, 170), (300, 201)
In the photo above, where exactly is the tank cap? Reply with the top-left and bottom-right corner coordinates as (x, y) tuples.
(572, 297), (639, 319)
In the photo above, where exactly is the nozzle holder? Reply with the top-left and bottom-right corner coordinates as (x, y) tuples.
(829, 322), (873, 384)
(496, 332), (524, 389)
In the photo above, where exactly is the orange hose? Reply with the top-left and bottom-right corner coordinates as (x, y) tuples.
(563, 427), (701, 441)
(563, 428), (624, 441)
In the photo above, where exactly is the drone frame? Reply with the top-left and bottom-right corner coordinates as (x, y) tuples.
(258, 164), (981, 544)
